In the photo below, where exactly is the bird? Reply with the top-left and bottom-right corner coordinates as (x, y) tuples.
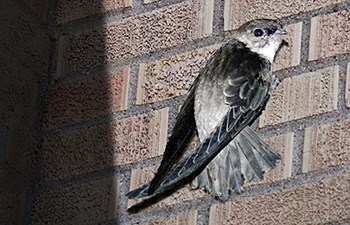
(127, 18), (287, 208)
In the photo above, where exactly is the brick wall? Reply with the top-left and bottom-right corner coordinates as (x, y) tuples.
(2, 0), (348, 224)
(0, 0), (50, 224)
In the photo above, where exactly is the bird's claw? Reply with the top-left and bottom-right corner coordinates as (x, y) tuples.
(270, 75), (280, 91)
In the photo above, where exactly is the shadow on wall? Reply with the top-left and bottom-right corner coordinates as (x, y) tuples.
(0, 0), (128, 224)
(29, 1), (130, 224)
(0, 0), (50, 224)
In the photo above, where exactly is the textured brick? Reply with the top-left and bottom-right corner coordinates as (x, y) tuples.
(0, 166), (23, 225)
(6, 114), (37, 178)
(259, 66), (339, 127)
(273, 22), (302, 71)
(144, 0), (158, 3)
(303, 120), (350, 173)
(57, 0), (132, 24)
(209, 173), (350, 225)
(309, 9), (350, 61)
(58, 0), (214, 76)
(31, 176), (119, 225)
(139, 211), (197, 225)
(137, 45), (219, 104)
(0, 54), (38, 129)
(346, 62), (350, 108)
(249, 133), (294, 186)
(0, 0), (50, 75)
(24, 0), (49, 21)
(42, 108), (168, 181)
(128, 166), (207, 209)
(44, 68), (130, 128)
(224, 0), (344, 30)
(0, 119), (7, 163)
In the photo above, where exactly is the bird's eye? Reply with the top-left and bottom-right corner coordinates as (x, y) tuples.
(253, 28), (265, 37)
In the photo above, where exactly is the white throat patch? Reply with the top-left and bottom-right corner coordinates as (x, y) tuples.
(250, 41), (280, 63)
(236, 35), (281, 63)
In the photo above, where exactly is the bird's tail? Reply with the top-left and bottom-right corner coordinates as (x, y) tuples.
(191, 126), (281, 199)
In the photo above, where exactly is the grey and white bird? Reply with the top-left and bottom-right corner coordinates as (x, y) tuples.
(127, 19), (287, 207)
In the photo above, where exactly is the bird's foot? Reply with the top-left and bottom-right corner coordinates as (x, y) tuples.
(270, 75), (280, 91)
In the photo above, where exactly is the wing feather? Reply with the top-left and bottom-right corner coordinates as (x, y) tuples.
(127, 78), (200, 198)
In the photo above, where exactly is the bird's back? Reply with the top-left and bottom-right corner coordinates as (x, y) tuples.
(194, 39), (271, 141)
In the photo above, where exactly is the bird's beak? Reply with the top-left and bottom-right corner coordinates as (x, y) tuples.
(275, 29), (287, 35)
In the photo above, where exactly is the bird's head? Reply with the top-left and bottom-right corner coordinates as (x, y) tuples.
(234, 19), (287, 63)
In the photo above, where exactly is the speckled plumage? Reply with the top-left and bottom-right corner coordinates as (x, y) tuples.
(127, 19), (287, 209)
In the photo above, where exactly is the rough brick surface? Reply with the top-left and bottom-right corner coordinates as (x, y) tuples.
(309, 9), (350, 61)
(0, 0), (50, 75)
(249, 133), (294, 186)
(57, 0), (132, 24)
(273, 22), (302, 71)
(58, 0), (213, 76)
(224, 0), (344, 30)
(6, 115), (37, 178)
(144, 0), (158, 3)
(31, 176), (119, 225)
(42, 108), (168, 181)
(0, 119), (7, 163)
(303, 120), (350, 173)
(0, 166), (23, 225)
(259, 66), (339, 127)
(24, 0), (49, 21)
(209, 173), (350, 225)
(128, 166), (207, 209)
(0, 55), (38, 129)
(44, 68), (130, 128)
(137, 45), (219, 104)
(347, 62), (350, 108)
(140, 211), (197, 225)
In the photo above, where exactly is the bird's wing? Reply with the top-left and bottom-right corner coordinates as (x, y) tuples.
(151, 47), (272, 196)
(127, 78), (200, 199)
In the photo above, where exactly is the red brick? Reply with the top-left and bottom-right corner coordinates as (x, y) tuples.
(57, 0), (214, 76)
(42, 108), (168, 181)
(44, 68), (130, 128)
(140, 211), (197, 225)
(224, 0), (344, 30)
(309, 9), (350, 61)
(259, 66), (339, 127)
(57, 0), (132, 24)
(0, 0), (50, 75)
(136, 45), (219, 105)
(128, 166), (207, 209)
(303, 120), (350, 173)
(31, 176), (119, 225)
(209, 173), (350, 225)
(0, 166), (23, 225)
